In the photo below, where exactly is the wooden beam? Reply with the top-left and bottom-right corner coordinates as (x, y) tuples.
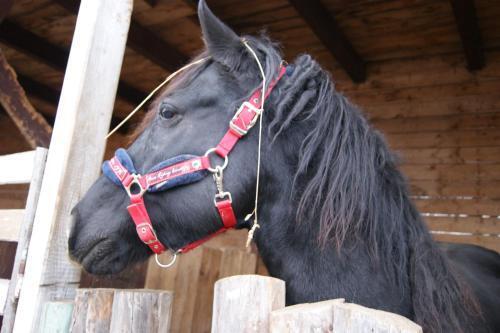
(288, 0), (366, 83)
(12, 0), (133, 330)
(450, 0), (485, 70)
(0, 19), (144, 104)
(53, 0), (189, 71)
(15, 73), (130, 133)
(0, 48), (52, 148)
(0, 209), (24, 242)
(0, 150), (37, 185)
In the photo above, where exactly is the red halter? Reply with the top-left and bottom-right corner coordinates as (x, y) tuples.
(106, 65), (287, 255)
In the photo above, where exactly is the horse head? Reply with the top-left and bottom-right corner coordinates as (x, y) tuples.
(69, 0), (286, 274)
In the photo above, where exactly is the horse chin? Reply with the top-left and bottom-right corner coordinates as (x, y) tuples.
(70, 237), (130, 275)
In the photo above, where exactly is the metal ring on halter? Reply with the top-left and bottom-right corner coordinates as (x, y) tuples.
(204, 148), (229, 172)
(155, 251), (178, 268)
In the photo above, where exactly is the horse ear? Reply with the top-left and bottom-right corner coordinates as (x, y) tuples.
(198, 0), (240, 60)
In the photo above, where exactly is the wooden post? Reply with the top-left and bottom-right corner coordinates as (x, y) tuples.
(12, 0), (133, 331)
(70, 289), (115, 333)
(332, 302), (422, 333)
(1, 148), (47, 333)
(38, 301), (74, 333)
(211, 275), (286, 333)
(109, 290), (173, 333)
(0, 48), (52, 148)
(270, 299), (344, 332)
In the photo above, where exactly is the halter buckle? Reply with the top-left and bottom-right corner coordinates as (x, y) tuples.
(230, 101), (262, 136)
(136, 223), (159, 245)
(214, 191), (232, 205)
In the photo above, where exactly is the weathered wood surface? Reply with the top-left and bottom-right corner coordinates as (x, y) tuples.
(145, 234), (258, 333)
(270, 299), (344, 332)
(39, 301), (74, 333)
(0, 278), (8, 315)
(109, 289), (173, 333)
(0, 150), (36, 185)
(0, 209), (23, 242)
(12, 1), (133, 331)
(332, 301), (422, 333)
(1, 147), (47, 333)
(70, 288), (115, 333)
(0, 48), (51, 148)
(211, 275), (286, 333)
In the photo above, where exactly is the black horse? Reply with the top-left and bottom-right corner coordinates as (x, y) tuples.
(69, 1), (500, 332)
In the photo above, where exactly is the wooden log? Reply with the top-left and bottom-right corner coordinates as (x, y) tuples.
(212, 275), (286, 333)
(0, 48), (52, 148)
(0, 209), (24, 242)
(109, 289), (173, 333)
(270, 299), (344, 333)
(332, 302), (422, 333)
(1, 148), (47, 333)
(0, 150), (37, 185)
(38, 301), (74, 333)
(12, 1), (133, 331)
(70, 288), (115, 333)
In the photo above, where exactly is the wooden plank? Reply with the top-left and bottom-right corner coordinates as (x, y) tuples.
(450, 0), (484, 70)
(415, 198), (500, 216)
(70, 288), (115, 333)
(270, 299), (344, 333)
(332, 301), (422, 333)
(397, 147), (500, 165)
(218, 248), (258, 278)
(409, 180), (500, 199)
(0, 209), (24, 242)
(373, 112), (500, 134)
(0, 48), (52, 148)
(12, 1), (133, 331)
(432, 233), (500, 253)
(0, 150), (36, 185)
(0, 278), (8, 316)
(38, 301), (74, 333)
(288, 0), (366, 82)
(401, 164), (500, 181)
(0, 148), (47, 333)
(170, 248), (204, 333)
(387, 129), (500, 149)
(191, 247), (223, 333)
(109, 289), (173, 333)
(424, 216), (499, 235)
(0, 19), (144, 105)
(212, 275), (286, 333)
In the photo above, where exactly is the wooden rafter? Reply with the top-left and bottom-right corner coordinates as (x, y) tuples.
(0, 48), (51, 148)
(53, 0), (189, 72)
(288, 0), (366, 83)
(14, 73), (130, 132)
(0, 20), (144, 105)
(450, 0), (485, 70)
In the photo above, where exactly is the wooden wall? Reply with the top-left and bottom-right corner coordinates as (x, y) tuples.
(337, 51), (500, 252)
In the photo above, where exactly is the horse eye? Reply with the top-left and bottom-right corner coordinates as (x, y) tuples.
(159, 104), (177, 120)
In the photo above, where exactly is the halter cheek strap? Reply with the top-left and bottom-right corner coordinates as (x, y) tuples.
(102, 65), (287, 256)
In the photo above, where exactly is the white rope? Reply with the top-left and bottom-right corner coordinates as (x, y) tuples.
(242, 39), (266, 248)
(106, 57), (209, 138)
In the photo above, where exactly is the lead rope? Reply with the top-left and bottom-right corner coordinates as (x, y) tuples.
(106, 57), (209, 138)
(241, 39), (266, 248)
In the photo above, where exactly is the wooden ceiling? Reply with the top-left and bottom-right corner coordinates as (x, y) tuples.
(0, 0), (499, 145)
